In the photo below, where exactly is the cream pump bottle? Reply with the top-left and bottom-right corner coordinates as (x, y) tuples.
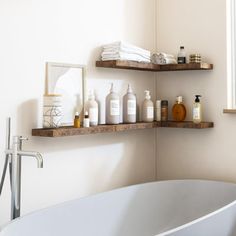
(123, 84), (136, 123)
(193, 95), (202, 124)
(86, 90), (98, 126)
(106, 83), (120, 124)
(142, 90), (154, 122)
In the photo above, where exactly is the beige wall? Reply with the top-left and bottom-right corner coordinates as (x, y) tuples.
(156, 0), (236, 182)
(0, 0), (156, 225)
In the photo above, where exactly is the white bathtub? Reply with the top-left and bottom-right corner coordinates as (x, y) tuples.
(1, 180), (236, 236)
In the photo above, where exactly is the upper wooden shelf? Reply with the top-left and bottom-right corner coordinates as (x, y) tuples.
(223, 109), (236, 114)
(96, 60), (213, 72)
(32, 121), (214, 137)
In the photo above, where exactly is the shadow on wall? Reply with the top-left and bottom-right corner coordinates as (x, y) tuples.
(16, 99), (39, 137)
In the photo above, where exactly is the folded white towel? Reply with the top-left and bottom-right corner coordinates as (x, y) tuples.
(102, 52), (150, 63)
(102, 50), (150, 60)
(157, 52), (175, 59)
(151, 53), (177, 64)
(103, 41), (150, 57)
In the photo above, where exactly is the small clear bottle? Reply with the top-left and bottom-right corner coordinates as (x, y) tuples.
(177, 46), (186, 64)
(74, 112), (81, 128)
(83, 111), (90, 128)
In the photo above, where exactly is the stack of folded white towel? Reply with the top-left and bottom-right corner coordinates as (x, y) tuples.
(101, 41), (151, 63)
(151, 53), (177, 65)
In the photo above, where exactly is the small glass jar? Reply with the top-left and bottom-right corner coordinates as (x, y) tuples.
(161, 100), (168, 121)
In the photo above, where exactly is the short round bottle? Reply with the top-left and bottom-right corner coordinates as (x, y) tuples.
(172, 96), (186, 122)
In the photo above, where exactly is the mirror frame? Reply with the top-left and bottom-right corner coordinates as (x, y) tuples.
(45, 62), (86, 125)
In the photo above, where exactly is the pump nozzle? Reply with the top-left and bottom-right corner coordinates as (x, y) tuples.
(88, 89), (95, 100)
(195, 95), (201, 103)
(144, 90), (151, 100)
(110, 83), (114, 93)
(127, 84), (133, 93)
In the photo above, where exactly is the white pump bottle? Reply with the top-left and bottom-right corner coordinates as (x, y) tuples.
(123, 84), (137, 123)
(142, 90), (154, 122)
(106, 83), (120, 124)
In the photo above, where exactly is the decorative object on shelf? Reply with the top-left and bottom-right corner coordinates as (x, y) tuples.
(106, 83), (120, 124)
(172, 96), (187, 122)
(123, 84), (137, 123)
(177, 46), (186, 64)
(43, 94), (62, 128)
(193, 95), (202, 124)
(101, 41), (151, 63)
(161, 100), (168, 121)
(45, 62), (86, 126)
(142, 90), (154, 122)
(151, 53), (177, 65)
(189, 54), (201, 63)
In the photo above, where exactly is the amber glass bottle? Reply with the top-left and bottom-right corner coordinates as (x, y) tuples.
(172, 96), (186, 121)
(74, 112), (81, 128)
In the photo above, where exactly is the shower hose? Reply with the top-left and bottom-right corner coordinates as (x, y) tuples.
(0, 118), (12, 196)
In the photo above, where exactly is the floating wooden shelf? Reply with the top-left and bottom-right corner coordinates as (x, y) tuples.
(32, 122), (158, 137)
(96, 60), (213, 72)
(32, 121), (214, 137)
(223, 109), (236, 114)
(158, 121), (214, 129)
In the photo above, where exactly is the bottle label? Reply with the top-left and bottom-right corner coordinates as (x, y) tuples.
(193, 107), (200, 119)
(178, 57), (186, 64)
(147, 107), (154, 119)
(110, 100), (120, 116)
(127, 100), (136, 115)
(89, 108), (98, 122)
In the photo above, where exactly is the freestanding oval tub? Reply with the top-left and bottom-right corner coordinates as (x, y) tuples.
(1, 180), (236, 236)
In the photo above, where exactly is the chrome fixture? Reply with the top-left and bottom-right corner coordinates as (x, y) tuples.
(0, 118), (43, 220)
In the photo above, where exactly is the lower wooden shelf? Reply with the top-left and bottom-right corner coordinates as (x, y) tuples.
(32, 121), (214, 137)
(158, 121), (214, 129)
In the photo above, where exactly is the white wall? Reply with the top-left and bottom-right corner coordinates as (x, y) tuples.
(0, 0), (156, 225)
(156, 0), (236, 182)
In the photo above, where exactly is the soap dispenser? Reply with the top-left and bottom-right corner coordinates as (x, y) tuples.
(193, 95), (202, 124)
(142, 90), (154, 122)
(123, 84), (137, 123)
(106, 83), (120, 124)
(172, 96), (186, 121)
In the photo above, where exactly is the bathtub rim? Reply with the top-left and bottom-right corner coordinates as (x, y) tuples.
(155, 198), (236, 236)
(1, 179), (236, 234)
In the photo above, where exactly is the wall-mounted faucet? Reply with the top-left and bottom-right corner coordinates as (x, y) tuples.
(1, 118), (43, 220)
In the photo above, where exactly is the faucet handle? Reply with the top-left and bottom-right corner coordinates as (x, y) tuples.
(19, 137), (28, 141)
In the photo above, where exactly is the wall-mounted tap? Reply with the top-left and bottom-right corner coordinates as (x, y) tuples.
(5, 135), (43, 220)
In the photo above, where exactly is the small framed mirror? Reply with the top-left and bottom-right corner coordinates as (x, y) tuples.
(45, 62), (86, 126)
